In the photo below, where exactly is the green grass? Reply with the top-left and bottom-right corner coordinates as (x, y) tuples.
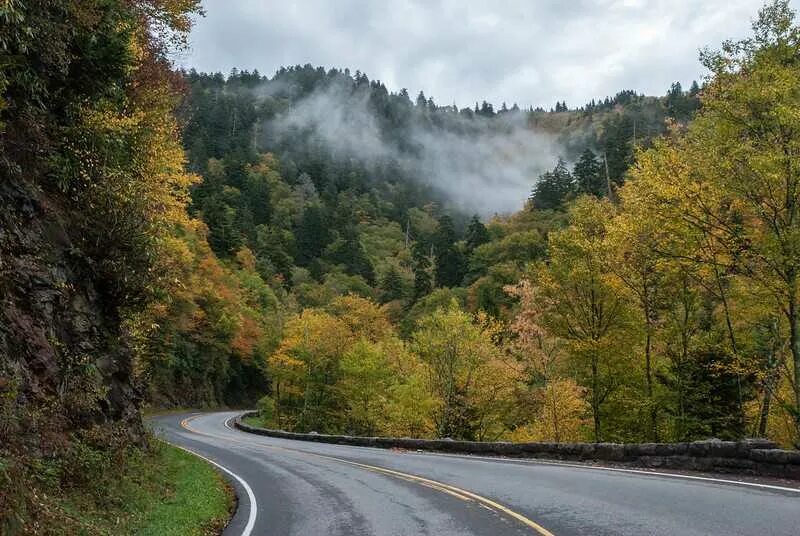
(48, 441), (233, 536)
(241, 414), (264, 428)
(129, 444), (232, 535)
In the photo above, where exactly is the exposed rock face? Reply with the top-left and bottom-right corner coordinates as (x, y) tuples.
(0, 178), (142, 441)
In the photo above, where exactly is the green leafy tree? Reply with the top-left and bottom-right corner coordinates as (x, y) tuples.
(411, 302), (506, 439)
(626, 0), (800, 444)
(535, 198), (634, 441)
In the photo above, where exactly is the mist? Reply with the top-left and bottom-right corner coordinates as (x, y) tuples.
(259, 82), (562, 216)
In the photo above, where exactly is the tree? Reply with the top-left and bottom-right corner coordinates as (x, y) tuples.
(465, 215), (490, 253)
(535, 197), (633, 441)
(326, 226), (376, 284)
(505, 279), (588, 442)
(600, 113), (636, 185)
(338, 340), (393, 435)
(412, 242), (433, 301)
(606, 206), (670, 440)
(572, 149), (605, 197)
(295, 204), (329, 267)
(510, 378), (588, 443)
(530, 158), (574, 210)
(433, 214), (466, 288)
(411, 302), (506, 439)
(626, 1), (800, 445)
(254, 225), (294, 283)
(326, 295), (393, 343)
(660, 347), (755, 440)
(665, 81), (691, 121)
(380, 265), (405, 303)
(268, 310), (353, 432)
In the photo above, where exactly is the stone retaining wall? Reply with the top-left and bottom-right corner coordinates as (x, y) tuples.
(235, 412), (800, 480)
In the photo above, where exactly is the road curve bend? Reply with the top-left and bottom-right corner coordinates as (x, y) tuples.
(149, 412), (800, 536)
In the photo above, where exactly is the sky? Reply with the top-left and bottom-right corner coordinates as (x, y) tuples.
(181, 0), (770, 108)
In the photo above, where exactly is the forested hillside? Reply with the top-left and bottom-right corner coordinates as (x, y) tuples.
(174, 1), (799, 450)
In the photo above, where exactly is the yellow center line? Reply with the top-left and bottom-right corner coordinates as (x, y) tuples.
(179, 415), (556, 536)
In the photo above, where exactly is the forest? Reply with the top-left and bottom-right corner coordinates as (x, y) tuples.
(143, 4), (797, 448)
(2, 0), (800, 531)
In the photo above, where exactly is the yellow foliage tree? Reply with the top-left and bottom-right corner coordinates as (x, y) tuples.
(509, 378), (588, 443)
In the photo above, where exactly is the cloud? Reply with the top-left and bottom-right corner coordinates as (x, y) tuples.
(184, 0), (765, 108)
(262, 84), (561, 215)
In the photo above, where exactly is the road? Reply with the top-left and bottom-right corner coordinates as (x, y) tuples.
(150, 412), (800, 536)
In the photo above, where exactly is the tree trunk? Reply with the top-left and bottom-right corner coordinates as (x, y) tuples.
(549, 384), (561, 443)
(645, 323), (657, 441)
(592, 356), (601, 442)
(713, 263), (744, 432)
(758, 387), (772, 438)
(788, 292), (800, 442)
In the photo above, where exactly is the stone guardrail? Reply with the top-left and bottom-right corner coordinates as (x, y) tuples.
(234, 412), (800, 479)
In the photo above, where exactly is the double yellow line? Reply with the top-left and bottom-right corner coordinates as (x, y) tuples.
(180, 415), (555, 536)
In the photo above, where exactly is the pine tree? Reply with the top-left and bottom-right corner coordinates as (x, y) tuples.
(573, 149), (605, 197)
(465, 215), (490, 253)
(379, 265), (405, 303)
(328, 226), (376, 284)
(530, 158), (574, 210)
(412, 242), (433, 301)
(295, 205), (329, 266)
(434, 215), (466, 288)
(665, 81), (692, 121)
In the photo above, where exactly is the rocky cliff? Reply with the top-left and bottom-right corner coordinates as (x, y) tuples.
(0, 177), (142, 445)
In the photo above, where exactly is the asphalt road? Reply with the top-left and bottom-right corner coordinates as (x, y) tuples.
(150, 412), (800, 536)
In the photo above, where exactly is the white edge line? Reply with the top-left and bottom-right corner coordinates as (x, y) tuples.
(169, 440), (258, 536)
(224, 412), (800, 495)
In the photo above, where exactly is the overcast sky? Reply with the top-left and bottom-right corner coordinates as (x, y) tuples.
(182, 0), (770, 108)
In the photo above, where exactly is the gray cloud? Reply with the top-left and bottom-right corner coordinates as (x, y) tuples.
(184, 0), (766, 108)
(263, 85), (561, 215)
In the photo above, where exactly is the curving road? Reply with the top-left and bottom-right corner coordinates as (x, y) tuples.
(150, 412), (800, 536)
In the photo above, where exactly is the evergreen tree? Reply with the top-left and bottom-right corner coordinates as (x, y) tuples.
(600, 113), (636, 184)
(379, 265), (405, 303)
(465, 215), (490, 253)
(434, 214), (466, 287)
(530, 158), (574, 210)
(573, 149), (605, 197)
(244, 173), (272, 226)
(328, 226), (376, 284)
(412, 242), (433, 300)
(295, 205), (329, 266)
(254, 225), (293, 283)
(665, 81), (691, 121)
(660, 347), (755, 440)
(203, 196), (243, 255)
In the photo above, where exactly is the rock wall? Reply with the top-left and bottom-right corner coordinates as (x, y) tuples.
(0, 178), (141, 442)
(235, 412), (800, 480)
